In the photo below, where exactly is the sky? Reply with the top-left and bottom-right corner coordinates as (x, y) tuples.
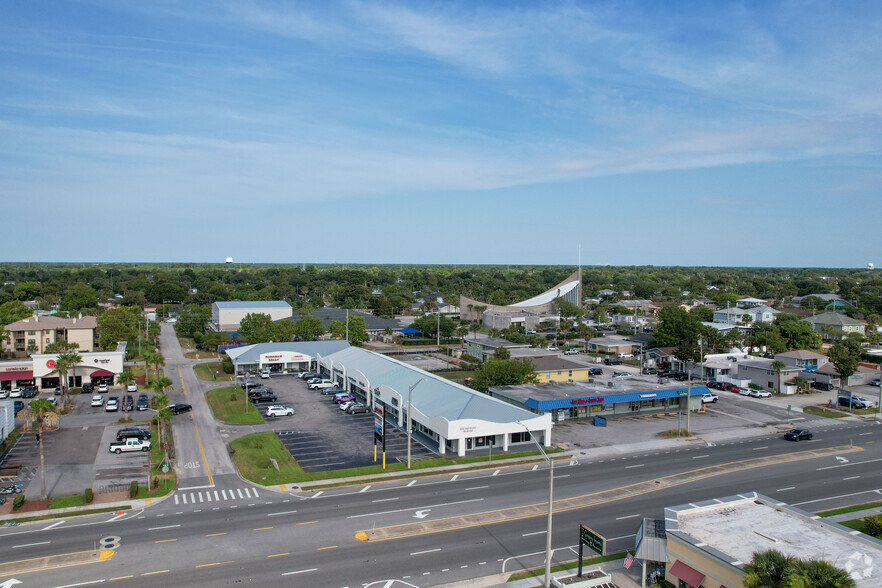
(1, 1), (881, 267)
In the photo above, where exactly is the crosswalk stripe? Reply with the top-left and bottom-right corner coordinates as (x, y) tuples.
(221, 490), (228, 500)
(174, 494), (179, 505)
(182, 494), (187, 504)
(199, 493), (204, 503)
(252, 488), (259, 498)
(214, 490), (219, 501)
(237, 489), (244, 499)
(205, 492), (212, 502)
(190, 493), (195, 503)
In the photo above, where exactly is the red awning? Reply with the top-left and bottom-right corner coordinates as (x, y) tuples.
(0, 370), (33, 382)
(90, 369), (115, 377)
(669, 560), (706, 588)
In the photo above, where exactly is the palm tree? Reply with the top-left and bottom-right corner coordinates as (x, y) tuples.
(786, 558), (856, 588)
(743, 549), (795, 588)
(150, 352), (166, 383)
(19, 398), (59, 501)
(771, 360), (786, 394)
(152, 391), (171, 454)
(52, 351), (81, 409)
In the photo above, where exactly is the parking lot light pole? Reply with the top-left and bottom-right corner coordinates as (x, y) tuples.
(517, 420), (553, 588)
(407, 378), (426, 469)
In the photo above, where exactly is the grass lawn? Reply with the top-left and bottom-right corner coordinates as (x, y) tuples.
(207, 387), (265, 424)
(507, 551), (628, 581)
(232, 432), (561, 486)
(137, 422), (176, 498)
(839, 519), (868, 534)
(437, 371), (475, 381)
(194, 361), (234, 382)
(818, 501), (882, 517)
(803, 405), (849, 418)
(49, 495), (85, 509)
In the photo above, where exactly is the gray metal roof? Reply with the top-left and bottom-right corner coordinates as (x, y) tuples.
(323, 347), (539, 424)
(214, 300), (292, 310)
(635, 518), (668, 562)
(277, 308), (402, 332)
(226, 341), (350, 364)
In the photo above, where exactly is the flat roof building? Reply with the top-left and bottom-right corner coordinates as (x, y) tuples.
(211, 300), (293, 332)
(1, 314), (98, 358)
(225, 341), (350, 374)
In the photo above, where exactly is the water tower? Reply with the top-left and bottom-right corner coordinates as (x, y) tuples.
(226, 257), (233, 269)
(869, 262), (875, 270)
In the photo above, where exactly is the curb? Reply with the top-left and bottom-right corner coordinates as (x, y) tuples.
(0, 491), (174, 522)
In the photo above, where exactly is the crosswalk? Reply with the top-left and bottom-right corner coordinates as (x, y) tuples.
(173, 486), (260, 505)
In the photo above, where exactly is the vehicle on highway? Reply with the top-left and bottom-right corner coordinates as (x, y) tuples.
(701, 393), (718, 403)
(126, 383), (138, 392)
(116, 427), (151, 442)
(137, 394), (149, 411)
(97, 383), (109, 393)
(748, 389), (772, 398)
(588, 367), (603, 376)
(109, 438), (151, 453)
(603, 357), (622, 366)
(90, 395), (104, 407)
(265, 405), (294, 417)
(105, 397), (119, 412)
(9, 388), (22, 398)
(811, 381), (834, 391)
(784, 429), (813, 441)
(347, 403), (369, 414)
(168, 403), (192, 415)
(259, 369), (271, 379)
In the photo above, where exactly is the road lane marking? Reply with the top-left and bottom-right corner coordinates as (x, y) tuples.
(214, 490), (219, 501)
(817, 457), (882, 471)
(492, 470), (500, 476)
(615, 514), (640, 520)
(12, 541), (50, 548)
(206, 533), (227, 537)
(347, 498), (484, 519)
(192, 423), (214, 487)
(221, 490), (228, 499)
(253, 527), (273, 531)
(753, 446), (768, 450)
(196, 561), (233, 568)
(43, 520), (66, 530)
(296, 521), (317, 525)
(179, 484), (214, 490)
(625, 464), (644, 469)
(148, 525), (181, 531)
(844, 476), (861, 480)
(55, 581), (104, 587)
(155, 539), (177, 543)
(268, 553), (289, 558)
(410, 548), (441, 556)
(109, 575), (134, 581)
(360, 486), (371, 493)
(406, 481), (416, 487)
(522, 531), (546, 536)
(281, 568), (317, 576)
(267, 510), (298, 516)
(692, 455), (710, 459)
(238, 489), (245, 499)
(142, 570), (169, 576)
(451, 475), (458, 481)
(554, 474), (570, 479)
(466, 486), (489, 491)
(372, 498), (399, 503)
(313, 491), (324, 497)
(317, 546), (338, 550)
(777, 487), (796, 491)
(860, 432), (873, 436)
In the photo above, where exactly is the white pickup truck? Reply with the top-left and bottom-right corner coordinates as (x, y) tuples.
(109, 438), (151, 454)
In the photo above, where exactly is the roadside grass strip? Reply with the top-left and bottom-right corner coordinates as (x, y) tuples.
(206, 386), (265, 424)
(356, 444), (863, 542)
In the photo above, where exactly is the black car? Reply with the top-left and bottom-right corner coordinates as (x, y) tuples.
(588, 367), (603, 376)
(641, 367), (658, 375)
(811, 381), (834, 391)
(320, 386), (344, 395)
(124, 395), (135, 411)
(82, 383), (94, 394)
(21, 386), (39, 398)
(116, 427), (151, 442)
(241, 381), (262, 391)
(167, 403), (192, 415)
(247, 387), (272, 399)
(603, 357), (622, 366)
(54, 387), (62, 396)
(784, 429), (813, 441)
(250, 393), (278, 404)
(13, 400), (24, 414)
(137, 394), (149, 410)
(706, 381), (720, 389)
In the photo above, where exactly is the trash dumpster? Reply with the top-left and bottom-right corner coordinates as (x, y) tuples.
(593, 416), (607, 427)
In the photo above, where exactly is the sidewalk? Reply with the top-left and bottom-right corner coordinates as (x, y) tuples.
(826, 505), (882, 524)
(441, 557), (642, 588)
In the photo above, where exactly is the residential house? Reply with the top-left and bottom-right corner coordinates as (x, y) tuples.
(774, 350), (828, 372)
(791, 293), (852, 311)
(803, 311), (866, 340)
(465, 337), (531, 362)
(736, 297), (768, 308)
(618, 300), (658, 316)
(527, 357), (592, 383)
(586, 338), (637, 355)
(712, 305), (778, 325)
(736, 358), (804, 393)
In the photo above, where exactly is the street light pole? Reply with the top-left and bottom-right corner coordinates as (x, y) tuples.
(517, 421), (554, 588)
(406, 378), (426, 469)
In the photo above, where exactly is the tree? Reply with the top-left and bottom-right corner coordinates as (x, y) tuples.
(239, 313), (278, 344)
(274, 319), (296, 342)
(552, 298), (583, 319)
(13, 281), (41, 300)
(175, 304), (210, 339)
(346, 315), (369, 346)
(690, 306), (714, 322)
(743, 549), (795, 588)
(494, 346), (511, 360)
(469, 323), (480, 339)
(19, 398), (59, 500)
(97, 306), (141, 349)
(0, 299), (33, 323)
(651, 306), (702, 348)
(775, 314), (822, 350)
(294, 315), (325, 341)
(53, 350), (82, 408)
(829, 338), (862, 384)
(44, 340), (79, 354)
(118, 371), (135, 419)
(771, 360), (786, 394)
(786, 558), (856, 588)
(60, 282), (98, 312)
(328, 320), (346, 339)
(471, 358), (537, 391)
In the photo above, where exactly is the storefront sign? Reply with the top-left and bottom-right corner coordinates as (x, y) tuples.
(46, 359), (56, 368)
(93, 358), (110, 364)
(676, 389), (688, 395)
(571, 397), (604, 405)
(639, 393), (657, 399)
(459, 425), (476, 433)
(260, 352), (307, 363)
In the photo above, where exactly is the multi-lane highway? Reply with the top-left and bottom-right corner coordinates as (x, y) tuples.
(1, 417), (880, 587)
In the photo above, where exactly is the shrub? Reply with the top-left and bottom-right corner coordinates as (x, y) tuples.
(460, 353), (480, 364)
(865, 514), (882, 538)
(12, 495), (24, 511)
(221, 356), (234, 374)
(84, 488), (93, 504)
(130, 481), (139, 499)
(70, 387), (82, 395)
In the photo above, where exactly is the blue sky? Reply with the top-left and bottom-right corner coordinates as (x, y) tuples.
(2, 1), (880, 267)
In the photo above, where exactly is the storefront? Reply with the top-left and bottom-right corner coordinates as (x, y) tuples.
(225, 341), (352, 375)
(488, 380), (709, 422)
(0, 343), (127, 390)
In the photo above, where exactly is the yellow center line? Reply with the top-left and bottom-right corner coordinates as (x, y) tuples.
(178, 365), (194, 422)
(155, 539), (178, 543)
(142, 570), (169, 576)
(317, 545), (338, 551)
(296, 521), (317, 525)
(193, 424), (214, 486)
(206, 532), (227, 537)
(267, 553), (289, 558)
(253, 527), (273, 531)
(196, 561), (234, 568)
(109, 576), (134, 581)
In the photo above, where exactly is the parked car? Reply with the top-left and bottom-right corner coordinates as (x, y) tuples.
(97, 383), (109, 393)
(167, 403), (192, 415)
(105, 397), (119, 412)
(612, 371), (632, 378)
(701, 393), (719, 404)
(871, 378), (882, 387)
(603, 358), (622, 366)
(545, 346), (559, 351)
(784, 429), (813, 441)
(126, 383), (138, 392)
(0, 389), (8, 399)
(21, 386), (38, 398)
(811, 381), (834, 391)
(259, 369), (271, 379)
(241, 381), (262, 390)
(13, 400), (23, 414)
(588, 368), (603, 376)
(123, 395), (135, 411)
(299, 372), (318, 380)
(642, 368), (658, 375)
(617, 353), (633, 358)
(137, 394), (149, 411)
(250, 392), (278, 404)
(320, 387), (344, 395)
(265, 405), (294, 417)
(339, 401), (357, 411)
(82, 382), (95, 394)
(247, 387), (272, 398)
(9, 388), (22, 398)
(706, 381), (720, 389)
(116, 427), (151, 442)
(90, 394), (104, 407)
(54, 386), (62, 395)
(310, 381), (336, 391)
(748, 389), (772, 398)
(564, 349), (579, 355)
(838, 395), (873, 409)
(109, 438), (151, 453)
(347, 403), (369, 414)
(737, 387), (750, 396)
(717, 382), (733, 391)
(333, 394), (355, 404)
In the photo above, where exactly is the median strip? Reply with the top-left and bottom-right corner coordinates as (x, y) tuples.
(356, 444), (863, 542)
(0, 549), (114, 576)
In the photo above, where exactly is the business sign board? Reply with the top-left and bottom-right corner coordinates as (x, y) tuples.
(374, 402), (384, 444)
(580, 524), (605, 555)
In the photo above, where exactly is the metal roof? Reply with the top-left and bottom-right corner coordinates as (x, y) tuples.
(214, 300), (292, 310)
(322, 347), (541, 424)
(226, 341), (350, 364)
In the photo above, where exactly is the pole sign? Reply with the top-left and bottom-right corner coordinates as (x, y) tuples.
(374, 402), (384, 444)
(580, 524), (605, 555)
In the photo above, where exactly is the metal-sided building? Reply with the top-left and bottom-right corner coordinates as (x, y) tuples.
(225, 341), (350, 374)
(317, 347), (552, 457)
(210, 300), (293, 332)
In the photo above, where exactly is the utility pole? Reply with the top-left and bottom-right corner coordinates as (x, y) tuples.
(406, 378), (426, 468)
(687, 360), (692, 435)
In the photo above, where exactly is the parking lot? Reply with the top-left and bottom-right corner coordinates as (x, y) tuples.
(247, 375), (436, 472)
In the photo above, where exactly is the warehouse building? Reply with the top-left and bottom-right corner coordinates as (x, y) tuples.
(210, 300), (293, 331)
(317, 347), (552, 456)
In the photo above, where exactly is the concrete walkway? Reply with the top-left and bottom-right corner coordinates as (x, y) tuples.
(827, 506), (882, 524)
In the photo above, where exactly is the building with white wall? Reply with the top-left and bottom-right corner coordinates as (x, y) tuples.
(225, 341), (350, 374)
(1, 314), (97, 358)
(210, 301), (293, 331)
(0, 342), (127, 390)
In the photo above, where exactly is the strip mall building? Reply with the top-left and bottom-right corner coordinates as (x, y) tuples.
(0, 342), (127, 390)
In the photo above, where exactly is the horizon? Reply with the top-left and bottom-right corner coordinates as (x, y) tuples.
(2, 1), (881, 266)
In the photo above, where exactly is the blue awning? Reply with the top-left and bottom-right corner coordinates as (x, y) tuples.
(398, 327), (422, 334)
(527, 386), (711, 411)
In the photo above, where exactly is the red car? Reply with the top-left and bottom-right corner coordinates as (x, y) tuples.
(729, 386), (742, 393)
